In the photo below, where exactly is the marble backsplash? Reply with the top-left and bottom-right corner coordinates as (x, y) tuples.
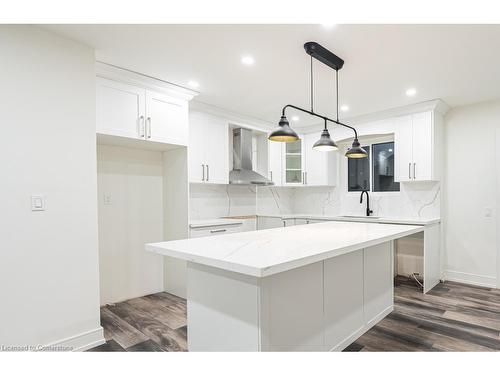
(189, 183), (257, 219)
(190, 181), (440, 220)
(259, 181), (440, 219)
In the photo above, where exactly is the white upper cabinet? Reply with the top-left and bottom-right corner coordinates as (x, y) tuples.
(97, 78), (146, 139)
(304, 133), (338, 186)
(96, 64), (195, 147)
(282, 137), (305, 185)
(411, 112), (434, 181)
(276, 133), (338, 187)
(394, 115), (413, 182)
(268, 141), (283, 185)
(395, 111), (443, 182)
(189, 112), (229, 184)
(145, 91), (189, 145)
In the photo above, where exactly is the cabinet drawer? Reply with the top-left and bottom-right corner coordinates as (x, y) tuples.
(189, 224), (243, 238)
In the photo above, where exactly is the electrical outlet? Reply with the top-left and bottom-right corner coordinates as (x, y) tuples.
(104, 194), (112, 205)
(31, 195), (45, 211)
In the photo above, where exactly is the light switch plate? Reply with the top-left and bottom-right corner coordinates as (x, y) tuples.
(484, 206), (493, 218)
(31, 195), (45, 211)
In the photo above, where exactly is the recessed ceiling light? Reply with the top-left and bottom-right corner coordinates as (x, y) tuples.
(188, 80), (199, 89)
(405, 88), (417, 97)
(340, 105), (349, 112)
(241, 56), (255, 66)
(321, 23), (336, 29)
(291, 116), (299, 122)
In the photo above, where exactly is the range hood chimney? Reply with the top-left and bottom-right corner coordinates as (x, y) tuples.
(229, 128), (274, 186)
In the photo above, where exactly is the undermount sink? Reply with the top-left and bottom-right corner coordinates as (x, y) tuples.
(337, 215), (381, 220)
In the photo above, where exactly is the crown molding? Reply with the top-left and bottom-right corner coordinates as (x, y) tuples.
(190, 100), (274, 132)
(295, 99), (451, 134)
(96, 61), (198, 101)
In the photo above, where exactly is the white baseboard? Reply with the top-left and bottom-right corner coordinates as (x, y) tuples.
(443, 270), (497, 288)
(331, 305), (394, 352)
(40, 327), (105, 352)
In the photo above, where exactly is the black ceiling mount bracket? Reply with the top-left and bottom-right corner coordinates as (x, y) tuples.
(304, 42), (344, 71)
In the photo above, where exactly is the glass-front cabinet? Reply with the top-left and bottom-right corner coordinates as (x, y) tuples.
(284, 139), (304, 185)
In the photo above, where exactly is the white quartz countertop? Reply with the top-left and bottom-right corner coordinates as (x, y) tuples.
(189, 218), (244, 228)
(259, 214), (440, 226)
(147, 221), (424, 277)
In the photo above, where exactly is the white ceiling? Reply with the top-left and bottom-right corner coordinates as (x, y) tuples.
(46, 24), (500, 127)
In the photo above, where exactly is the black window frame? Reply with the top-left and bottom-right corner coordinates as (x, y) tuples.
(347, 140), (400, 193)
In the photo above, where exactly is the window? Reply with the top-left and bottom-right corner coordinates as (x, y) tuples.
(348, 146), (370, 191)
(347, 141), (400, 192)
(372, 142), (399, 192)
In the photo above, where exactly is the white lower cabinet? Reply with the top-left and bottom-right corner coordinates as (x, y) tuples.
(257, 216), (284, 230)
(165, 222), (246, 298)
(293, 218), (310, 225)
(189, 223), (243, 238)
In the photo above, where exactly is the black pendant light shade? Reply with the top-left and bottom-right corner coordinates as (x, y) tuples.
(345, 138), (368, 159)
(268, 116), (299, 142)
(313, 128), (338, 151)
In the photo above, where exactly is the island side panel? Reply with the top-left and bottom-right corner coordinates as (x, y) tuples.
(424, 223), (441, 293)
(186, 262), (261, 351)
(324, 250), (364, 351)
(259, 261), (324, 351)
(363, 241), (394, 326)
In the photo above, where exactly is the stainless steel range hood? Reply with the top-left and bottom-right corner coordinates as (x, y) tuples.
(229, 128), (274, 186)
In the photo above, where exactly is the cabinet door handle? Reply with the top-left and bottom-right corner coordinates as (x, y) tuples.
(408, 163), (411, 179)
(146, 117), (152, 139)
(206, 164), (209, 181)
(270, 171), (273, 181)
(202, 164), (205, 181)
(138, 116), (145, 138)
(210, 229), (227, 233)
(305, 171), (308, 185)
(413, 163), (416, 180)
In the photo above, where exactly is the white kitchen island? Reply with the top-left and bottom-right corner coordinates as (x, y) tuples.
(147, 221), (424, 351)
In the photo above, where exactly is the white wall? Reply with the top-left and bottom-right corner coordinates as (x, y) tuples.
(97, 145), (164, 305)
(0, 26), (103, 349)
(444, 100), (500, 287)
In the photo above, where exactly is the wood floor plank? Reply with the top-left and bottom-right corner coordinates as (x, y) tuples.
(377, 316), (494, 352)
(442, 310), (500, 331)
(100, 307), (149, 349)
(107, 301), (187, 351)
(94, 277), (500, 352)
(127, 297), (187, 330)
(127, 339), (164, 352)
(87, 340), (126, 352)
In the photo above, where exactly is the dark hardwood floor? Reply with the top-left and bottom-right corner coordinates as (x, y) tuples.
(88, 291), (187, 352)
(89, 277), (500, 352)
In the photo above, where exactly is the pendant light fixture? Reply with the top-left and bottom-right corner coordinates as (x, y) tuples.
(268, 115), (299, 142)
(312, 120), (338, 151)
(269, 42), (368, 159)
